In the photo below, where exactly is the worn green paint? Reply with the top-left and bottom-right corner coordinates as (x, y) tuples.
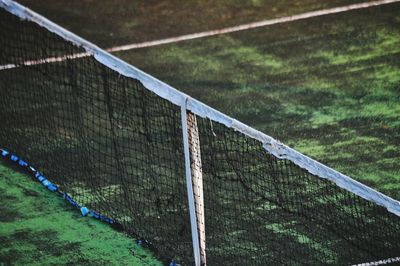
(115, 3), (400, 200)
(1, 0), (399, 264)
(0, 163), (162, 265)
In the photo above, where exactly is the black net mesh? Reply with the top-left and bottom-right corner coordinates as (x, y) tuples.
(0, 9), (193, 265)
(1, 6), (400, 266)
(191, 115), (400, 265)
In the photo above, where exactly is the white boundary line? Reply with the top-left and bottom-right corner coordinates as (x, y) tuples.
(1, 0), (399, 70)
(0, 52), (89, 70)
(353, 256), (400, 266)
(107, 0), (400, 52)
(1, 0), (400, 217)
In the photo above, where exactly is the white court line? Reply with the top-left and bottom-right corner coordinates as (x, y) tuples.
(107, 0), (400, 52)
(353, 256), (400, 266)
(0, 52), (89, 70)
(1, 0), (399, 70)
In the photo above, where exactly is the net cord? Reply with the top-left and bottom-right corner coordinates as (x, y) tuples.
(181, 99), (202, 266)
(1, 0), (399, 217)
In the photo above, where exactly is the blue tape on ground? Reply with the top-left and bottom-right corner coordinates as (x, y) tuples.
(42, 179), (51, 187)
(89, 211), (113, 224)
(47, 184), (58, 192)
(89, 210), (99, 219)
(18, 159), (28, 167)
(0, 148), (139, 256)
(80, 207), (89, 216)
(63, 193), (80, 209)
(1, 149), (8, 157)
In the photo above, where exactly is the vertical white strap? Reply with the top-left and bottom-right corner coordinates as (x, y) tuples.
(187, 112), (206, 265)
(181, 101), (201, 266)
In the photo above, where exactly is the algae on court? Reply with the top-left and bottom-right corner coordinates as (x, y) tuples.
(1, 0), (400, 264)
(115, 3), (400, 200)
(19, 0), (367, 48)
(0, 163), (162, 265)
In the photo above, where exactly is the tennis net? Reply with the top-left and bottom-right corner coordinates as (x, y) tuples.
(0, 1), (399, 265)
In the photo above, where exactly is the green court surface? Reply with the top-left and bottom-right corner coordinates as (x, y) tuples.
(17, 0), (399, 199)
(2, 0), (400, 265)
(18, 0), (368, 47)
(115, 3), (400, 200)
(0, 162), (162, 265)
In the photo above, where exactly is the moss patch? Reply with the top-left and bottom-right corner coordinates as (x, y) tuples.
(0, 163), (162, 265)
